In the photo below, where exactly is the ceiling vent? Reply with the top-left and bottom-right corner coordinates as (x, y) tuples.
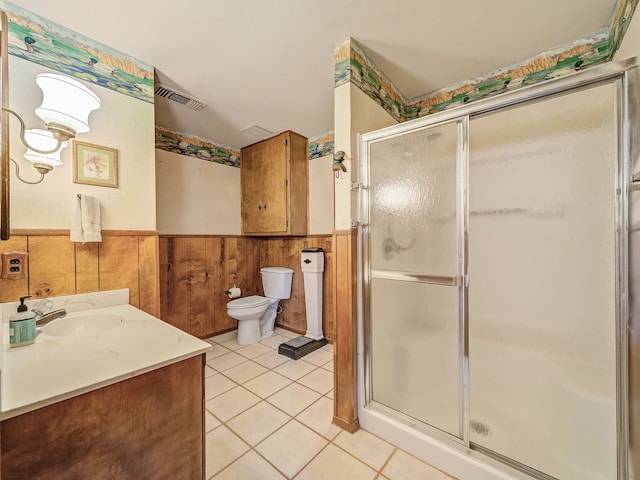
(154, 84), (207, 111)
(241, 124), (274, 139)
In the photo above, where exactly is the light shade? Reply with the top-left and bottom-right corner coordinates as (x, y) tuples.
(34, 73), (101, 135)
(24, 129), (67, 167)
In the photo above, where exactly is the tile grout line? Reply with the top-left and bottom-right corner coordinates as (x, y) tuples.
(205, 375), (328, 429)
(207, 331), (451, 479)
(207, 416), (294, 480)
(208, 408), (329, 479)
(290, 438), (333, 479)
(208, 332), (368, 479)
(376, 447), (398, 478)
(204, 344), (331, 431)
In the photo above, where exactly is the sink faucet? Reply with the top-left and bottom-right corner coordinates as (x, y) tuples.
(35, 309), (67, 327)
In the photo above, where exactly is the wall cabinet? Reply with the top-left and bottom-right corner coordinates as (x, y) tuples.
(241, 130), (308, 236)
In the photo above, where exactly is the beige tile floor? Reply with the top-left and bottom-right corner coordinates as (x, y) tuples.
(205, 328), (456, 480)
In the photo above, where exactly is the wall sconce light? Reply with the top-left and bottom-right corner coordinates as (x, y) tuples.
(333, 150), (348, 178)
(4, 72), (100, 184)
(11, 129), (67, 184)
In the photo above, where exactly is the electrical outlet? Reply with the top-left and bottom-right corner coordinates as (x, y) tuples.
(1, 251), (28, 279)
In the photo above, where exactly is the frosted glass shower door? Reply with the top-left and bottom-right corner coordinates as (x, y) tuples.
(468, 83), (618, 479)
(369, 120), (464, 438)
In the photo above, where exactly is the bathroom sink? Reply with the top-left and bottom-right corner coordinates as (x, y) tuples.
(41, 313), (124, 337)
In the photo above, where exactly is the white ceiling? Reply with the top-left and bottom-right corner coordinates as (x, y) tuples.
(15, 0), (617, 149)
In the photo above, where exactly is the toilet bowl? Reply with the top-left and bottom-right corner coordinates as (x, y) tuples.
(227, 295), (280, 344)
(226, 267), (293, 345)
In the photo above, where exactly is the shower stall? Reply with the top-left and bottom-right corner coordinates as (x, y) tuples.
(358, 58), (639, 480)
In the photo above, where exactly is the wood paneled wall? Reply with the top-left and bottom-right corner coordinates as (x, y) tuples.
(332, 230), (359, 432)
(159, 236), (261, 337)
(159, 235), (335, 342)
(259, 236), (334, 340)
(0, 230), (160, 316)
(2, 230), (359, 433)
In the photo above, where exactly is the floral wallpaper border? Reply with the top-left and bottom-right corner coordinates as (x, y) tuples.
(10, 1), (634, 165)
(335, 0), (638, 122)
(157, 126), (333, 165)
(155, 126), (240, 167)
(309, 132), (334, 160)
(1, 1), (154, 104)
(335, 38), (406, 121)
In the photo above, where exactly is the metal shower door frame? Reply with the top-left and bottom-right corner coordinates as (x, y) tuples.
(359, 56), (638, 479)
(363, 116), (470, 443)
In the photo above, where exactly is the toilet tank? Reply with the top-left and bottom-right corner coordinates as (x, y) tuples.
(261, 267), (293, 299)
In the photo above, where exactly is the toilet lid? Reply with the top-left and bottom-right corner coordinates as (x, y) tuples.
(227, 295), (270, 309)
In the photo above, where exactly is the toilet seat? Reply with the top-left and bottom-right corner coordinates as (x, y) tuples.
(227, 295), (270, 310)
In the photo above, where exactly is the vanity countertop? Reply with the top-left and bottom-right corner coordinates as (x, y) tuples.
(0, 289), (211, 420)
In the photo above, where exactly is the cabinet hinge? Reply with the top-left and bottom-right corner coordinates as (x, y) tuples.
(285, 139), (288, 146)
(286, 220), (289, 227)
(285, 179), (288, 187)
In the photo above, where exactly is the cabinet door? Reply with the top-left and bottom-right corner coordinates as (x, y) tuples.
(242, 134), (289, 234)
(260, 135), (288, 233)
(241, 142), (264, 233)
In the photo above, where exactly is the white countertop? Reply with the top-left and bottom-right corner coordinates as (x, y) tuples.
(0, 290), (211, 420)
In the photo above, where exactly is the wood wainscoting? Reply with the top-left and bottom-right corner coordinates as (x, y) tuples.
(159, 231), (357, 431)
(259, 236), (335, 340)
(159, 236), (262, 338)
(0, 229), (360, 434)
(0, 230), (160, 316)
(159, 235), (335, 342)
(332, 229), (359, 432)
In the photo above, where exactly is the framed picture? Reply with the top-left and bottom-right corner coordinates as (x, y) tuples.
(73, 141), (118, 188)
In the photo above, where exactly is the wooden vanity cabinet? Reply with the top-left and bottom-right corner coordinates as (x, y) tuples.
(241, 130), (308, 236)
(1, 355), (205, 480)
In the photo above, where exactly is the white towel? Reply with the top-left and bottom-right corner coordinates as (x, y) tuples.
(71, 194), (102, 243)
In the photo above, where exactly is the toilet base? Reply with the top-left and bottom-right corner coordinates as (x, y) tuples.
(237, 318), (261, 345)
(278, 335), (327, 360)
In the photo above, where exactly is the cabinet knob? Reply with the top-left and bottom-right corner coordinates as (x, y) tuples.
(263, 203), (267, 211)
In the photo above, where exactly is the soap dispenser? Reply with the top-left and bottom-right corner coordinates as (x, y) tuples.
(9, 296), (36, 347)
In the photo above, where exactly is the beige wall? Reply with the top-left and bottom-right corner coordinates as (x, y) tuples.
(334, 83), (397, 230)
(155, 149), (241, 235)
(155, 147), (335, 236)
(9, 58), (156, 230)
(334, 84), (352, 231)
(308, 153), (334, 234)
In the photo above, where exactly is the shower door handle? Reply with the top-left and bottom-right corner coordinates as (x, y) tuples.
(371, 270), (467, 287)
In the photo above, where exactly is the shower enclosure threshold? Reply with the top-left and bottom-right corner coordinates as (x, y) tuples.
(358, 405), (535, 480)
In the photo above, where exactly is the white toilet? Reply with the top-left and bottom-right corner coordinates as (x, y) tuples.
(226, 267), (293, 345)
